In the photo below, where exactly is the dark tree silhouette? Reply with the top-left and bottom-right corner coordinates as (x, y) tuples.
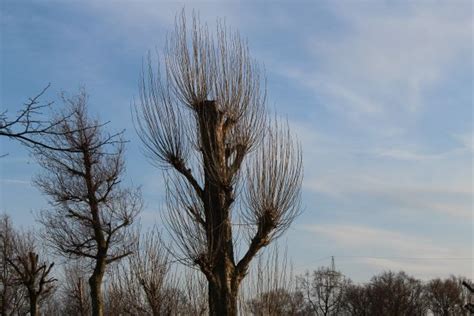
(135, 12), (302, 315)
(343, 271), (426, 316)
(34, 91), (141, 316)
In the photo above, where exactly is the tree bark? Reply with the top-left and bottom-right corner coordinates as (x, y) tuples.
(88, 263), (105, 316)
(208, 281), (238, 316)
(29, 292), (38, 316)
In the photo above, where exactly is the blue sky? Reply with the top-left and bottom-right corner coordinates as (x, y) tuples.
(1, 1), (472, 282)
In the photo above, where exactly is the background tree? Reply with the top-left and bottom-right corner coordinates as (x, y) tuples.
(342, 282), (370, 316)
(7, 230), (56, 316)
(105, 228), (188, 316)
(34, 91), (142, 316)
(424, 276), (466, 316)
(342, 271), (427, 316)
(0, 214), (26, 315)
(297, 266), (349, 316)
(241, 246), (306, 315)
(135, 12), (302, 316)
(247, 288), (306, 316)
(367, 271), (426, 315)
(60, 262), (91, 316)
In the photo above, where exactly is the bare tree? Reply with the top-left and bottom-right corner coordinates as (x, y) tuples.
(342, 271), (427, 316)
(105, 228), (184, 316)
(0, 214), (26, 315)
(7, 230), (56, 316)
(241, 245), (304, 315)
(342, 282), (370, 316)
(135, 12), (302, 315)
(368, 271), (426, 315)
(424, 276), (467, 316)
(297, 266), (349, 316)
(60, 262), (91, 316)
(461, 280), (474, 313)
(34, 91), (142, 316)
(180, 269), (208, 316)
(247, 288), (306, 316)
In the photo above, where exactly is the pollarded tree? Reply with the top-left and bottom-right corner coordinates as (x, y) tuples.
(7, 230), (56, 316)
(34, 91), (142, 316)
(135, 12), (302, 316)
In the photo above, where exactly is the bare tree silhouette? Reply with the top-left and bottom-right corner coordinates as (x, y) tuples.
(0, 214), (26, 315)
(0, 85), (92, 154)
(34, 91), (142, 316)
(7, 231), (56, 316)
(135, 12), (303, 315)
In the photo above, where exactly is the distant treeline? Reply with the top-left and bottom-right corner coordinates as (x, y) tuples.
(1, 213), (472, 316)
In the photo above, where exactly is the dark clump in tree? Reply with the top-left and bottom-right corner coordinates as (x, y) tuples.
(34, 91), (142, 316)
(135, 12), (302, 316)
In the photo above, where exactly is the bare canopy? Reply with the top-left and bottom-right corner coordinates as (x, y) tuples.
(135, 12), (302, 316)
(35, 91), (141, 316)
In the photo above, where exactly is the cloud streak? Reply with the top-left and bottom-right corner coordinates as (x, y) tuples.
(303, 223), (472, 279)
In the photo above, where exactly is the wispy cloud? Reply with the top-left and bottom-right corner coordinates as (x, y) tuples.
(303, 223), (471, 279)
(0, 178), (30, 185)
(272, 2), (471, 120)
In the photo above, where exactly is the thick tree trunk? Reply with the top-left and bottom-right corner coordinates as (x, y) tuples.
(29, 293), (38, 316)
(208, 281), (238, 316)
(88, 266), (105, 316)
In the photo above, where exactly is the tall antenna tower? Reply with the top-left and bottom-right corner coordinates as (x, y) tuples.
(331, 256), (336, 272)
